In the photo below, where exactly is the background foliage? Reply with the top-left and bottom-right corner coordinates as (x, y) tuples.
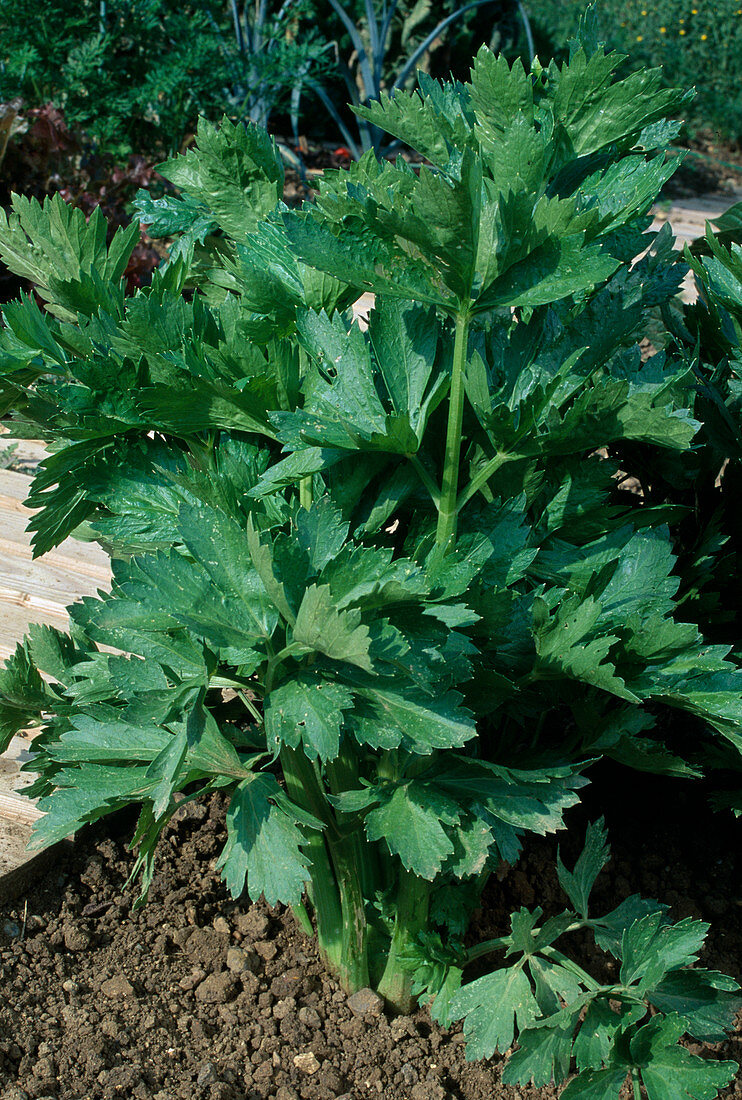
(527, 0), (742, 142)
(0, 0), (327, 157)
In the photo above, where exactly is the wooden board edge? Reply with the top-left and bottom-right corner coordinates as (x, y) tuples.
(0, 790), (41, 825)
(0, 838), (72, 905)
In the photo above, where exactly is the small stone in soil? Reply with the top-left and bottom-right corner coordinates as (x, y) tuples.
(194, 971), (237, 1004)
(254, 939), (277, 960)
(400, 1063), (419, 1086)
(298, 1005), (321, 1028)
(235, 911), (269, 938)
(293, 1051), (321, 1075)
(63, 927), (92, 952)
(179, 967), (206, 990)
(225, 945), (259, 973)
(347, 987), (384, 1018)
(100, 974), (135, 998)
(196, 1061), (220, 1086)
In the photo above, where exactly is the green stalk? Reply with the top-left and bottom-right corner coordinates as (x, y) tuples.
(299, 476), (312, 511)
(457, 450), (520, 511)
(280, 747), (344, 973)
(632, 1071), (642, 1100)
(464, 922), (587, 965)
(326, 830), (370, 991)
(281, 745), (369, 991)
(376, 867), (431, 1013)
(436, 307), (471, 551)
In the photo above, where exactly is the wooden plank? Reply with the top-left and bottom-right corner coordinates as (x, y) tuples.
(0, 733), (49, 904)
(0, 735), (40, 825)
(0, 507), (111, 582)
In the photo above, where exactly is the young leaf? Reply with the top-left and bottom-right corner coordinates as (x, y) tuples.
(216, 773), (314, 907)
(556, 817), (611, 918)
(449, 964), (539, 1059)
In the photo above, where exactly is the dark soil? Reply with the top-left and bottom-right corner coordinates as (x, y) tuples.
(662, 131), (742, 200)
(0, 765), (740, 1100)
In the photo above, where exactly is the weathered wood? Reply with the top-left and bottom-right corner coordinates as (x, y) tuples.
(0, 735), (50, 903)
(0, 460), (109, 893)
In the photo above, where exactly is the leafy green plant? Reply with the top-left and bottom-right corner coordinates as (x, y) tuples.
(0, 0), (327, 158)
(526, 0), (742, 142)
(0, 10), (740, 1093)
(209, 0), (333, 131)
(304, 0), (534, 157)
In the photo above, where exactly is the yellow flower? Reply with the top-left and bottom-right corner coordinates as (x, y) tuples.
(679, 28), (686, 34)
(636, 34), (644, 41)
(659, 25), (667, 32)
(701, 32), (708, 39)
(679, 17), (684, 22)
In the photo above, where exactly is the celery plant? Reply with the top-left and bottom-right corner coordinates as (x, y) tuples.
(0, 11), (740, 1094)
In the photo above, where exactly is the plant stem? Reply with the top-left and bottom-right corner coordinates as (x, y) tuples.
(408, 453), (441, 506)
(539, 945), (602, 992)
(436, 307), (471, 551)
(326, 829), (370, 991)
(632, 1071), (642, 1100)
(299, 476), (312, 511)
(291, 899), (314, 937)
(463, 921), (587, 965)
(377, 868), (430, 1013)
(457, 451), (520, 511)
(280, 745), (369, 991)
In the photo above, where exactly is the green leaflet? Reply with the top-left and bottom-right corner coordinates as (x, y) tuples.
(216, 773), (314, 907)
(350, 684), (477, 753)
(556, 817), (610, 918)
(649, 970), (742, 1043)
(629, 1014), (738, 1100)
(362, 781), (460, 879)
(0, 193), (138, 322)
(156, 116), (284, 240)
(264, 674), (353, 762)
(293, 585), (374, 671)
(449, 964), (539, 1058)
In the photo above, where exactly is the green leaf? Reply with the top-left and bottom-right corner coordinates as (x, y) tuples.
(435, 757), (586, 835)
(265, 674), (353, 762)
(632, 1014), (738, 1100)
(146, 726), (188, 818)
(649, 969), (742, 1042)
(296, 496), (349, 573)
(351, 684), (476, 753)
(533, 593), (638, 702)
(449, 964), (539, 1059)
(363, 780), (460, 879)
(619, 912), (709, 992)
(556, 818), (610, 919)
(0, 192), (138, 321)
(216, 773), (313, 907)
(158, 116), (283, 239)
(594, 895), (669, 957)
(30, 764), (159, 850)
(502, 1022), (573, 1087)
(572, 999), (628, 1072)
(293, 585), (373, 671)
(560, 1068), (628, 1100)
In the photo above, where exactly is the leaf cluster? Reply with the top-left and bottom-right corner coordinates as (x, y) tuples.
(0, 15), (740, 1092)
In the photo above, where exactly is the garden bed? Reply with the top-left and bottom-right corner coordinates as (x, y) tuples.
(1, 767), (740, 1100)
